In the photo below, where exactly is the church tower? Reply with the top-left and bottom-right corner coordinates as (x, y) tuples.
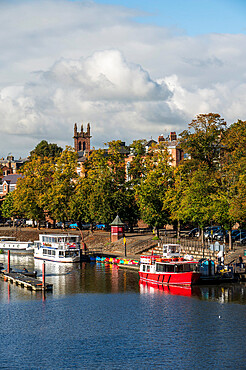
(74, 122), (91, 153)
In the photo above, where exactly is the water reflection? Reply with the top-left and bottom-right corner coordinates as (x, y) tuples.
(139, 281), (201, 297)
(139, 281), (246, 304)
(0, 254), (245, 304)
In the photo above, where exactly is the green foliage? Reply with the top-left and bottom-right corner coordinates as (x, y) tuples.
(13, 155), (54, 223)
(30, 140), (63, 159)
(127, 140), (147, 185)
(1, 192), (15, 219)
(180, 113), (226, 169)
(46, 147), (78, 223)
(135, 147), (173, 229)
(7, 114), (246, 232)
(73, 141), (139, 226)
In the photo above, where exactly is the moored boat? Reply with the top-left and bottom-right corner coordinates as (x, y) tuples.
(139, 244), (200, 286)
(139, 255), (201, 286)
(34, 234), (81, 263)
(0, 236), (34, 254)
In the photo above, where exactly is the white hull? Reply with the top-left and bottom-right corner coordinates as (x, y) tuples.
(33, 233), (81, 263)
(34, 254), (80, 263)
(0, 242), (34, 254)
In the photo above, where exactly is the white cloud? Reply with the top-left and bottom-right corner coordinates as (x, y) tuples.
(0, 0), (246, 157)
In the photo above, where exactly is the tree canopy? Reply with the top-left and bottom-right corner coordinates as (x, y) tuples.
(30, 140), (63, 159)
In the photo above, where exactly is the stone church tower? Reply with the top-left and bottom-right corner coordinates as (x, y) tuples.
(74, 123), (91, 153)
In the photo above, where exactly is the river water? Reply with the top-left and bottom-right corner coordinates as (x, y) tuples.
(0, 254), (245, 369)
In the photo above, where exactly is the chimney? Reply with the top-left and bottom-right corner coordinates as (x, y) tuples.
(170, 132), (177, 141)
(158, 135), (165, 143)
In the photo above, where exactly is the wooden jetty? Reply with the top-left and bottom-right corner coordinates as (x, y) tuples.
(1, 271), (53, 291)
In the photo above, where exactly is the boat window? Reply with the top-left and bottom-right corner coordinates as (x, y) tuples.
(142, 265), (146, 272)
(175, 264), (184, 273)
(147, 266), (150, 272)
(59, 251), (64, 257)
(165, 265), (175, 273)
(156, 263), (166, 272)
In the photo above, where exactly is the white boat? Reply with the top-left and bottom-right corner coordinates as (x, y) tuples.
(34, 234), (81, 263)
(0, 236), (34, 254)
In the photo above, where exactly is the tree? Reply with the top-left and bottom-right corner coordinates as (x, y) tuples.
(135, 145), (173, 235)
(176, 166), (217, 245)
(1, 192), (15, 219)
(180, 113), (227, 169)
(30, 140), (63, 159)
(45, 147), (78, 225)
(127, 139), (147, 185)
(73, 141), (139, 227)
(164, 164), (190, 237)
(13, 155), (54, 226)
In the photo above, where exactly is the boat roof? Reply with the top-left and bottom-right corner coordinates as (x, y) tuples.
(0, 236), (16, 240)
(40, 234), (79, 238)
(163, 244), (181, 246)
(157, 260), (198, 265)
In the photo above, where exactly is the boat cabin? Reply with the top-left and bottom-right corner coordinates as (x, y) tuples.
(140, 260), (199, 274)
(35, 234), (80, 249)
(162, 244), (181, 258)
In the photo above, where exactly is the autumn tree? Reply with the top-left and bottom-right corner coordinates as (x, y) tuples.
(180, 113), (227, 169)
(45, 147), (78, 225)
(164, 164), (190, 238)
(73, 141), (139, 227)
(126, 139), (147, 185)
(13, 156), (54, 226)
(135, 144), (173, 236)
(210, 120), (246, 247)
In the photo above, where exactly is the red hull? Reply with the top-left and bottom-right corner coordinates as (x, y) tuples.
(140, 281), (201, 297)
(139, 271), (200, 286)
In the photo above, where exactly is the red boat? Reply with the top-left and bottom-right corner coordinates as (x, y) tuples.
(139, 254), (201, 286)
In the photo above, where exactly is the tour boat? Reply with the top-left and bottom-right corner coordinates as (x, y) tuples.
(33, 234), (81, 263)
(139, 244), (200, 286)
(0, 236), (34, 254)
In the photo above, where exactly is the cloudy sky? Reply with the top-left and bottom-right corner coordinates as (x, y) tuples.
(0, 0), (246, 158)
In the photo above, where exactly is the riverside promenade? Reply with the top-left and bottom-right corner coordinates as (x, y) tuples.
(0, 226), (245, 266)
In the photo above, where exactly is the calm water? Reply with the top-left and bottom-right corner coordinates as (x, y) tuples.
(0, 254), (245, 369)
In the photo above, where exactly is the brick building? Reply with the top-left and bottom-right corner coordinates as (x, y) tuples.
(0, 155), (27, 177)
(125, 132), (184, 182)
(0, 174), (23, 205)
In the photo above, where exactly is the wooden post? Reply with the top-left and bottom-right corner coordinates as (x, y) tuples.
(42, 261), (45, 290)
(7, 250), (10, 273)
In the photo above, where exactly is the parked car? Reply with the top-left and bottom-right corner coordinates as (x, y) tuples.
(69, 222), (91, 230)
(234, 231), (246, 242)
(187, 228), (199, 237)
(69, 222), (78, 229)
(95, 223), (109, 230)
(214, 230), (228, 241)
(4, 219), (13, 227)
(236, 236), (246, 245)
(204, 226), (221, 239)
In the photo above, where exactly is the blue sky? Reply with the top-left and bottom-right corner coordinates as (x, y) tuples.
(0, 0), (246, 157)
(94, 0), (246, 35)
